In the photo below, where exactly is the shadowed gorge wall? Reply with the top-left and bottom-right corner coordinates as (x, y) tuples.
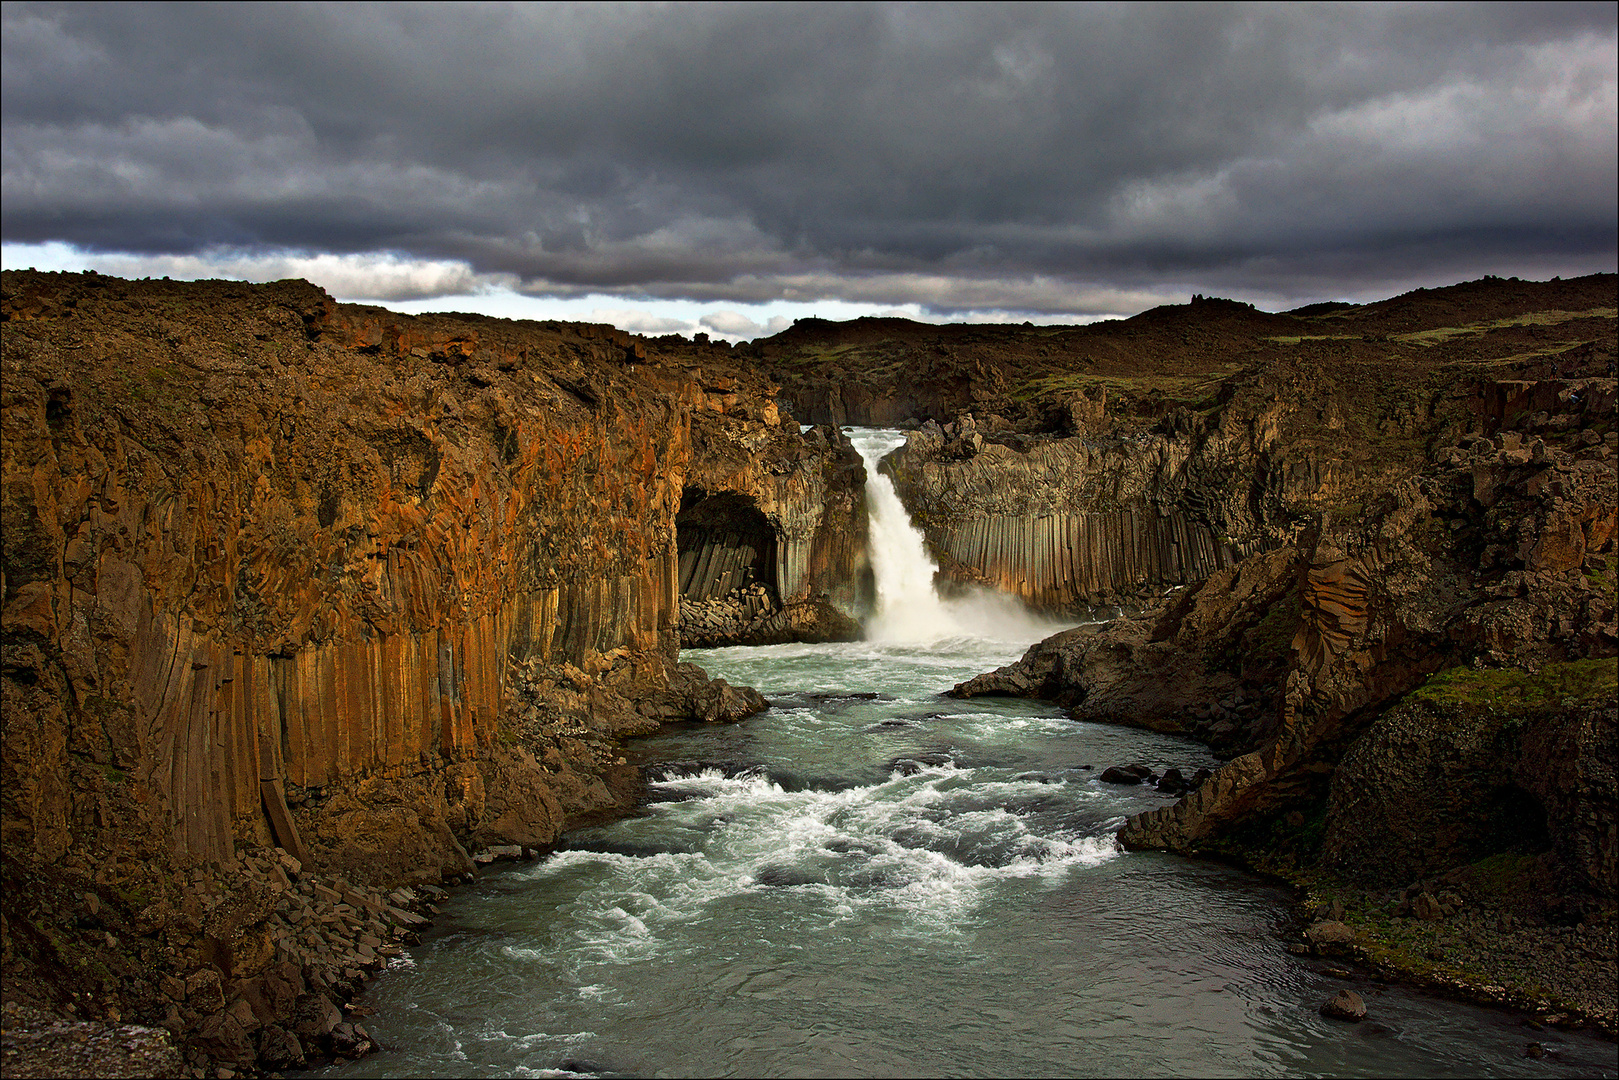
(926, 507), (1233, 610)
(887, 420), (1254, 612)
(677, 491), (778, 604)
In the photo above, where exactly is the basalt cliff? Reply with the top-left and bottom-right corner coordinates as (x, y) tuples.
(0, 270), (869, 1073)
(3, 269), (1617, 1071)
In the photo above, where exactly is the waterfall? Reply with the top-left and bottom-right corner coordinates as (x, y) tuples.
(849, 428), (1072, 644)
(849, 429), (961, 641)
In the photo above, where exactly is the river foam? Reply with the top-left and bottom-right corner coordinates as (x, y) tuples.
(529, 762), (1120, 961)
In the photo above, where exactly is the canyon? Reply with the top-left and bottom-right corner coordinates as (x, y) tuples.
(2, 269), (1616, 1074)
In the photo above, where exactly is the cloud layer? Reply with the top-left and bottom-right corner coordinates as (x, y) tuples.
(3, 3), (1614, 315)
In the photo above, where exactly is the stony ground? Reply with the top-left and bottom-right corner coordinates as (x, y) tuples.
(1288, 880), (1619, 1038)
(1, 1002), (183, 1079)
(0, 843), (467, 1077)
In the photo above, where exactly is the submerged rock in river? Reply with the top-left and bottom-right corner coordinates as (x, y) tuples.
(1099, 765), (1155, 785)
(1320, 989), (1368, 1022)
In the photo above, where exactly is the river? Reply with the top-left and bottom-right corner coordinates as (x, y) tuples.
(309, 430), (1614, 1078)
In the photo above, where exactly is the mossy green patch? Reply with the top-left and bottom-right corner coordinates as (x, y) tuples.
(1464, 851), (1542, 897)
(1409, 658), (1618, 712)
(1262, 334), (1359, 345)
(1582, 552), (1616, 592)
(1391, 307), (1617, 346)
(1009, 369), (1236, 407)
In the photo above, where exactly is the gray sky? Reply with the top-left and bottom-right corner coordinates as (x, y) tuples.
(3, 2), (1615, 335)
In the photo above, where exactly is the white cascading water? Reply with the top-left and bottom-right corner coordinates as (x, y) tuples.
(849, 429), (962, 641)
(849, 428), (1058, 644)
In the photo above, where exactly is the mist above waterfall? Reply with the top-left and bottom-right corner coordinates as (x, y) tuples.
(848, 429), (1068, 645)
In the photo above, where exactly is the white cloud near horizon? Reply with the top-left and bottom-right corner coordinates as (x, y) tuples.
(0, 240), (1166, 339)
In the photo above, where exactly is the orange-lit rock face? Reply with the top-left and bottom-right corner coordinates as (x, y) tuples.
(0, 271), (861, 879)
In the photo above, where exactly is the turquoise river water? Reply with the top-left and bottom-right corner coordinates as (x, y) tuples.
(308, 431), (1615, 1078)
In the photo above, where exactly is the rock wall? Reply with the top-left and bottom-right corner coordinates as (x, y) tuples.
(1116, 388), (1617, 863)
(950, 544), (1300, 757)
(0, 273), (875, 873)
(950, 372), (1617, 915)
(675, 418), (871, 646)
(886, 357), (1615, 613)
(1320, 690), (1616, 905)
(885, 394), (1309, 611)
(3, 277), (687, 874)
(0, 271), (866, 1069)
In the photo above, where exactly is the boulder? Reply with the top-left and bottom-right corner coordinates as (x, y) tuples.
(256, 1024), (306, 1070)
(330, 1021), (377, 1057)
(1156, 767), (1187, 794)
(290, 992), (342, 1041)
(1412, 892), (1444, 921)
(638, 662), (768, 724)
(692, 678), (768, 724)
(1304, 920), (1357, 954)
(1100, 765), (1154, 785)
(185, 969), (224, 1013)
(1320, 989), (1367, 1021)
(194, 1010), (256, 1069)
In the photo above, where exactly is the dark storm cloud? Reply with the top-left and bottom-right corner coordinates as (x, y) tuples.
(3, 1), (1614, 311)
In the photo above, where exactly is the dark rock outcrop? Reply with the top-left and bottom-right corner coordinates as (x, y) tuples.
(951, 544), (1299, 756)
(1321, 691), (1616, 909)
(678, 587), (861, 649)
(888, 415), (1250, 612)
(947, 323), (1617, 954)
(633, 662), (767, 724)
(1119, 424), (1617, 859)
(1099, 765), (1155, 785)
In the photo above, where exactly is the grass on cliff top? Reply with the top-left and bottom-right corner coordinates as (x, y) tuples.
(1410, 658), (1618, 712)
(1443, 339), (1613, 370)
(1262, 334), (1360, 345)
(1391, 307), (1617, 346)
(1011, 369), (1237, 405)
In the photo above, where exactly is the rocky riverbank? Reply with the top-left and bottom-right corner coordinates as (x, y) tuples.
(950, 430), (1616, 1034)
(677, 588), (861, 648)
(1282, 875), (1619, 1038)
(0, 835), (598, 1077)
(2, 1002), (183, 1079)
(0, 843), (419, 1075)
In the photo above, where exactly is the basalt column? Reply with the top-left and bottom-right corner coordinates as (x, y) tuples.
(674, 419), (871, 647)
(676, 491), (784, 645)
(886, 426), (1246, 614)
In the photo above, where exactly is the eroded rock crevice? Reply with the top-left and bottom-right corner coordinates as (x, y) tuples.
(675, 489), (782, 646)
